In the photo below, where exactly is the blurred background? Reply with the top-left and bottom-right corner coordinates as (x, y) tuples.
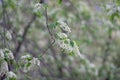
(0, 0), (120, 80)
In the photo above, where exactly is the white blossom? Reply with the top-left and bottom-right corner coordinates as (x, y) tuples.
(57, 32), (68, 39)
(21, 54), (32, 64)
(106, 4), (114, 10)
(21, 55), (40, 73)
(31, 57), (40, 67)
(66, 44), (73, 53)
(57, 39), (66, 49)
(34, 3), (42, 13)
(6, 31), (12, 40)
(107, 8), (117, 16)
(21, 54), (32, 60)
(56, 39), (74, 53)
(57, 21), (71, 33)
(0, 60), (8, 76)
(23, 63), (31, 73)
(4, 48), (14, 60)
(0, 49), (4, 59)
(34, 3), (42, 8)
(23, 57), (40, 72)
(6, 71), (17, 80)
(117, 6), (120, 12)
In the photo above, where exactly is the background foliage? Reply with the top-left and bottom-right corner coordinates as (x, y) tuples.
(0, 0), (120, 80)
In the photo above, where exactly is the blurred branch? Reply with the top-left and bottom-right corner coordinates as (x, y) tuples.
(0, 74), (6, 80)
(102, 28), (112, 80)
(41, 40), (55, 57)
(0, 0), (9, 79)
(24, 39), (45, 56)
(14, 14), (36, 58)
(0, 0), (17, 49)
(1, 0), (7, 49)
(45, 6), (54, 38)
(40, 5), (55, 57)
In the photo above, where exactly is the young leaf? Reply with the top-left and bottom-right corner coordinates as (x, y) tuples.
(49, 23), (56, 28)
(70, 40), (74, 47)
(58, 0), (62, 4)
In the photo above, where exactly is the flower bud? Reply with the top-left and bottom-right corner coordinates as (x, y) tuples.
(4, 48), (14, 60)
(0, 49), (4, 59)
(0, 60), (8, 76)
(57, 21), (71, 33)
(6, 71), (17, 80)
(6, 31), (12, 40)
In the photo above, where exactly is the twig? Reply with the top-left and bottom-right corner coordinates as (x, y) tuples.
(45, 6), (54, 39)
(40, 4), (55, 58)
(1, 0), (7, 49)
(40, 40), (55, 58)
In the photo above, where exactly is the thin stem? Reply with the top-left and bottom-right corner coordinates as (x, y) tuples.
(45, 6), (54, 39)
(39, 5), (55, 58)
(40, 40), (55, 58)
(1, 0), (6, 49)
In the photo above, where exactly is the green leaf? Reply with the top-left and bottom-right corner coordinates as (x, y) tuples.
(27, 57), (32, 61)
(70, 40), (74, 47)
(4, 49), (10, 54)
(49, 23), (56, 28)
(64, 39), (69, 44)
(68, 51), (75, 56)
(26, 62), (31, 67)
(58, 0), (62, 4)
(49, 22), (59, 28)
(35, 11), (42, 18)
(9, 77), (16, 80)
(9, 0), (16, 9)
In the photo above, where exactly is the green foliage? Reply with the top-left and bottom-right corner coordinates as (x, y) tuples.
(70, 40), (74, 47)
(58, 0), (63, 4)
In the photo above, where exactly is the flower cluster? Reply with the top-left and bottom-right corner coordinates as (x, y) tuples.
(0, 48), (14, 60)
(6, 71), (17, 80)
(21, 54), (40, 73)
(4, 48), (14, 60)
(0, 60), (8, 77)
(57, 21), (71, 33)
(56, 32), (68, 39)
(106, 3), (120, 20)
(34, 3), (42, 13)
(56, 39), (73, 53)
(55, 21), (81, 56)
(6, 31), (12, 40)
(0, 29), (16, 79)
(0, 48), (16, 80)
(33, 3), (43, 17)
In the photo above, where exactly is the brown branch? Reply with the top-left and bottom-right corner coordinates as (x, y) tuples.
(1, 0), (7, 49)
(45, 6), (53, 38)
(40, 40), (55, 58)
(14, 14), (36, 58)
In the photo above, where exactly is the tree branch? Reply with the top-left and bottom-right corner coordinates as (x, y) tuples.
(14, 14), (36, 58)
